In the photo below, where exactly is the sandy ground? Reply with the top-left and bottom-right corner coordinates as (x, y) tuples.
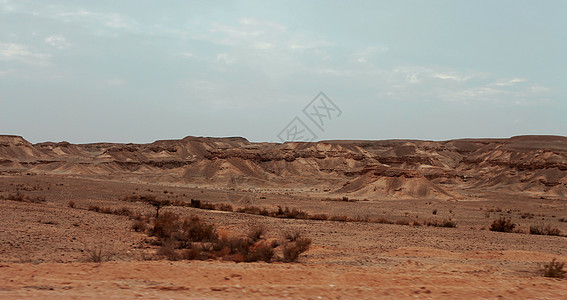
(1, 174), (566, 298)
(1, 258), (566, 299)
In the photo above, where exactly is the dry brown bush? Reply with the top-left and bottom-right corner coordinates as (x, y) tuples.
(309, 214), (329, 221)
(247, 224), (266, 242)
(246, 242), (275, 262)
(530, 224), (561, 236)
(543, 259), (566, 278)
(330, 215), (348, 222)
(83, 245), (113, 263)
(131, 219), (148, 232)
(157, 239), (180, 261)
(283, 237), (312, 263)
(489, 217), (515, 232)
(151, 211), (181, 240)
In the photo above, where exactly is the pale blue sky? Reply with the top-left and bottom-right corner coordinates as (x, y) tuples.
(1, 0), (565, 143)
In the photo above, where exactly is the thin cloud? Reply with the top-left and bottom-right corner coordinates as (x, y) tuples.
(490, 78), (527, 87)
(349, 46), (389, 63)
(215, 53), (234, 65)
(55, 9), (138, 32)
(45, 35), (70, 49)
(0, 43), (50, 65)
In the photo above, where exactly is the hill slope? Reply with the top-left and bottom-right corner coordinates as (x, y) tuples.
(1, 135), (566, 200)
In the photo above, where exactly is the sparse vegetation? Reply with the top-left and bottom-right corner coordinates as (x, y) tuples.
(542, 259), (565, 278)
(330, 215), (349, 222)
(373, 217), (394, 224)
(131, 218), (148, 232)
(310, 214), (329, 221)
(274, 206), (309, 219)
(283, 236), (311, 263)
(120, 195), (459, 229)
(0, 192), (45, 203)
(68, 200), (76, 208)
(424, 219), (457, 228)
(521, 212), (535, 219)
(247, 224), (266, 242)
(140, 212), (311, 263)
(489, 217), (516, 233)
(143, 196), (171, 219)
(83, 245), (113, 263)
(88, 205), (134, 217)
(530, 224), (561, 236)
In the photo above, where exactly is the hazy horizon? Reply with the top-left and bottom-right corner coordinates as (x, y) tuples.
(1, 1), (565, 144)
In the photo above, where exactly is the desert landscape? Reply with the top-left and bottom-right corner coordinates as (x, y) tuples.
(0, 134), (566, 298)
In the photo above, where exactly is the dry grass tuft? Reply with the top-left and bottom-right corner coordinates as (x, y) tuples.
(543, 259), (566, 278)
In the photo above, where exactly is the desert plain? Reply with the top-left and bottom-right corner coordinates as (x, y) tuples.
(0, 134), (566, 299)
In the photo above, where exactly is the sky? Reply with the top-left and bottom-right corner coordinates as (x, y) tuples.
(1, 0), (566, 143)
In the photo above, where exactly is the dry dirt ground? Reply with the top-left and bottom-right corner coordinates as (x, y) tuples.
(1, 174), (566, 299)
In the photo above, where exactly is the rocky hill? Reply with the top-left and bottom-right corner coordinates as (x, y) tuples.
(1, 135), (566, 200)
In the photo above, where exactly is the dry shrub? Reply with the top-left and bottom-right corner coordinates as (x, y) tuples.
(213, 236), (252, 261)
(151, 211), (181, 240)
(157, 239), (180, 261)
(68, 200), (76, 208)
(182, 244), (209, 261)
(395, 219), (410, 226)
(489, 217), (515, 232)
(350, 215), (369, 222)
(247, 242), (275, 262)
(330, 215), (348, 222)
(2, 193), (45, 204)
(84, 245), (113, 263)
(521, 212), (535, 219)
(274, 206), (308, 219)
(88, 205), (101, 212)
(412, 220), (422, 226)
(113, 207), (133, 216)
(217, 203), (234, 212)
(121, 194), (141, 202)
(440, 219), (457, 228)
(189, 199), (202, 208)
(284, 230), (302, 242)
(373, 217), (393, 224)
(530, 224), (561, 236)
(309, 214), (328, 221)
(99, 207), (114, 214)
(141, 213), (310, 263)
(543, 259), (566, 278)
(283, 237), (312, 263)
(132, 219), (148, 232)
(88, 205), (133, 217)
(248, 224), (266, 242)
(238, 206), (271, 216)
(177, 215), (218, 247)
(7, 193), (25, 202)
(424, 219), (457, 228)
